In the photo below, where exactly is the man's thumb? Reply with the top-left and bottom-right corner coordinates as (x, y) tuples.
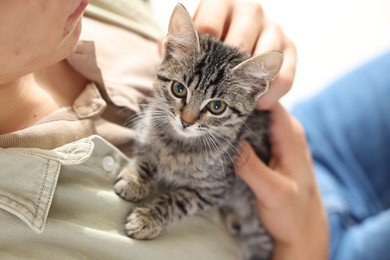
(235, 141), (291, 207)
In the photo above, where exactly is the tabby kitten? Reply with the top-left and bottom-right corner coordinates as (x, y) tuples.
(114, 4), (283, 260)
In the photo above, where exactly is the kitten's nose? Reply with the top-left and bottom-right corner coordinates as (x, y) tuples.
(181, 118), (194, 128)
(180, 108), (197, 128)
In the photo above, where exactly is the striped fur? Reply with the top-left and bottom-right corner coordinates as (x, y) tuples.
(115, 4), (283, 260)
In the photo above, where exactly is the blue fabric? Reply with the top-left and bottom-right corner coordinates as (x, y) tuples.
(292, 50), (390, 260)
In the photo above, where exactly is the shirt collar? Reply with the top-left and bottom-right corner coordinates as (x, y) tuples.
(0, 137), (95, 233)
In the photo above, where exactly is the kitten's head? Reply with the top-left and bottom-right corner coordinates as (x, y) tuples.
(154, 4), (283, 142)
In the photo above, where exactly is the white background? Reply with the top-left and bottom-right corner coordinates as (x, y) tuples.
(152, 0), (390, 108)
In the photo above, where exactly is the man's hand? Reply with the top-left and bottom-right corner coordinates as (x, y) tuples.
(193, 0), (297, 109)
(235, 103), (329, 260)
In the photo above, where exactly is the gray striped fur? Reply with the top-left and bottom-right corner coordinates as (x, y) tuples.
(115, 4), (283, 260)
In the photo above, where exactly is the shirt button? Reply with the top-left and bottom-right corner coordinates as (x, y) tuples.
(102, 156), (115, 172)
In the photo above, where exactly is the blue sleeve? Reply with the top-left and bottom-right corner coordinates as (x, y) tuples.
(334, 208), (390, 259)
(292, 50), (390, 260)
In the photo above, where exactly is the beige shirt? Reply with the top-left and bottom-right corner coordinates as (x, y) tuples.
(0, 1), (241, 259)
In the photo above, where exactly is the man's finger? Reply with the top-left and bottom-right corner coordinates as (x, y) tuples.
(256, 36), (296, 110)
(267, 104), (312, 180)
(193, 0), (233, 39)
(224, 1), (264, 53)
(235, 141), (294, 209)
(253, 20), (283, 55)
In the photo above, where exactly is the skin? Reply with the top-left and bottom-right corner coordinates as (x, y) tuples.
(0, 0), (88, 134)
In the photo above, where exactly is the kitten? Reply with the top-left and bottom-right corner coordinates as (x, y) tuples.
(115, 4), (283, 260)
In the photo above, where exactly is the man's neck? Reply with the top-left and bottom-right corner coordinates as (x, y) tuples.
(0, 60), (88, 135)
(0, 75), (54, 134)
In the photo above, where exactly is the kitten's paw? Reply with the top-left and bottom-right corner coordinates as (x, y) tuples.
(114, 167), (152, 202)
(125, 207), (163, 240)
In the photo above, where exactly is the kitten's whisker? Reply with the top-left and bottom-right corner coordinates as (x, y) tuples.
(199, 135), (213, 159)
(123, 106), (166, 127)
(204, 129), (229, 174)
(241, 122), (253, 135)
(210, 130), (240, 151)
(125, 112), (168, 128)
(149, 118), (169, 129)
(207, 137), (226, 174)
(124, 114), (143, 128)
(207, 130), (245, 173)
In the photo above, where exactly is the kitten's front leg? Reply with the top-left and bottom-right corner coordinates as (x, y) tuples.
(125, 187), (224, 239)
(114, 159), (155, 202)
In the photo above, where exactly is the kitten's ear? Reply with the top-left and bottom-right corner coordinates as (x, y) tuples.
(163, 4), (201, 61)
(232, 51), (284, 99)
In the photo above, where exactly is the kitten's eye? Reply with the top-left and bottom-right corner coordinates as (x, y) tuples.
(207, 100), (227, 115)
(171, 82), (187, 98)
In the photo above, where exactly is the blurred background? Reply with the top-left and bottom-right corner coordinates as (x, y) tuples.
(152, 0), (390, 108)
